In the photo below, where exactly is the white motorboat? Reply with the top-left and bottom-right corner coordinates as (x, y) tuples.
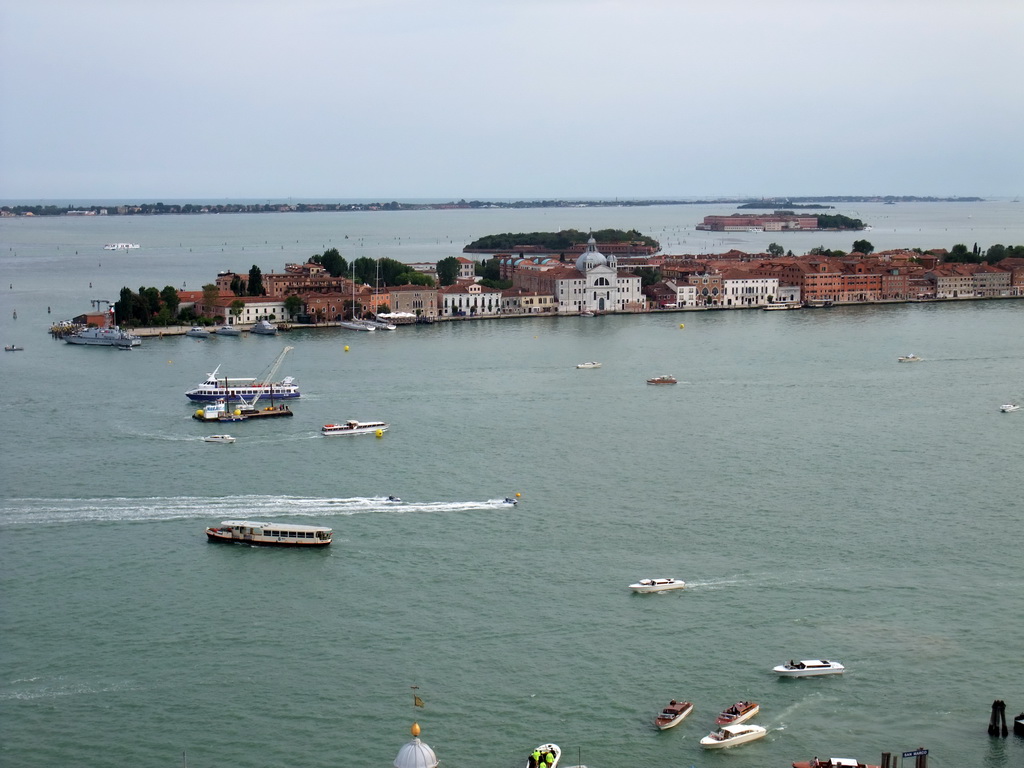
(629, 578), (686, 593)
(205, 520), (332, 547)
(763, 302), (802, 311)
(215, 325), (241, 336)
(897, 353), (921, 362)
(203, 434), (236, 444)
(526, 743), (560, 768)
(793, 759), (881, 768)
(251, 319), (278, 335)
(103, 242), (140, 250)
(186, 326), (211, 338)
(654, 699), (694, 730)
(699, 723), (767, 749)
(576, 361), (602, 369)
(502, 497), (518, 506)
(773, 659), (845, 677)
(1000, 403), (1020, 412)
(386, 495), (401, 502)
(321, 420), (389, 436)
(716, 700), (760, 725)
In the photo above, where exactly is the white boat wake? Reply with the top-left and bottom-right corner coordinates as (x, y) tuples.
(0, 495), (516, 526)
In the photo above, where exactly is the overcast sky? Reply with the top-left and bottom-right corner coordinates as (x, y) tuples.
(1, 0), (1022, 200)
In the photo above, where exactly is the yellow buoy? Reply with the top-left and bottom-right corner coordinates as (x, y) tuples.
(344, 345), (349, 352)
(194, 410), (203, 417)
(679, 323), (684, 329)
(515, 492), (521, 498)
(375, 429), (384, 438)
(233, 409), (241, 416)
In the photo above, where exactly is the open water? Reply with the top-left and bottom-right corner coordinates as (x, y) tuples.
(1, 202), (1023, 768)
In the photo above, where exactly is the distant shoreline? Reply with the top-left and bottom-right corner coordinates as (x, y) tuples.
(1, 195), (986, 217)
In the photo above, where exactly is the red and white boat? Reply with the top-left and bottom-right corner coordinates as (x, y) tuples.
(716, 700), (759, 725)
(654, 699), (694, 730)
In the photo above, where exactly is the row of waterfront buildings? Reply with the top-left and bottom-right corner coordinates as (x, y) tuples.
(159, 239), (1023, 326)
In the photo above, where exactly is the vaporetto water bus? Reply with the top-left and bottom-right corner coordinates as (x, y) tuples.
(185, 364), (300, 402)
(205, 521), (332, 547)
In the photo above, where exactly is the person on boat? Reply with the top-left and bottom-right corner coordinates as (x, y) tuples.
(531, 749), (541, 767)
(544, 752), (554, 766)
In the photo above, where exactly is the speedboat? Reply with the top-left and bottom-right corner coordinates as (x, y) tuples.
(5, 344), (24, 351)
(251, 319), (278, 335)
(205, 520), (332, 547)
(204, 434), (236, 444)
(773, 659), (845, 677)
(793, 759), (881, 768)
(576, 361), (602, 369)
(386, 495), (402, 502)
(186, 326), (211, 338)
(503, 497), (518, 506)
(699, 723), (767, 749)
(897, 354), (921, 362)
(629, 578), (686, 593)
(215, 325), (241, 336)
(716, 700), (760, 725)
(527, 743), (560, 768)
(1000, 403), (1020, 413)
(321, 420), (389, 436)
(654, 699), (694, 730)
(103, 242), (140, 250)
(646, 375), (677, 385)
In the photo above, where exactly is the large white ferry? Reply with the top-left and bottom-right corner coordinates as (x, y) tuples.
(185, 364), (300, 402)
(205, 521), (332, 547)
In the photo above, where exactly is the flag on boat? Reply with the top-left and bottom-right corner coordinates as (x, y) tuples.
(414, 695), (425, 708)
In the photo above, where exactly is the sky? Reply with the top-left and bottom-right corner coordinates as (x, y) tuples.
(1, 0), (1022, 200)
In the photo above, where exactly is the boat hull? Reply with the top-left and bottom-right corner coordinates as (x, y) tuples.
(205, 530), (330, 547)
(629, 579), (685, 593)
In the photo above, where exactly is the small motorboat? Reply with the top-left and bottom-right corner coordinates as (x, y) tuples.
(1014, 711), (1024, 736)
(654, 699), (694, 730)
(1000, 403), (1020, 413)
(4, 344), (24, 351)
(576, 361), (602, 369)
(503, 497), (518, 506)
(204, 434), (236, 444)
(647, 375), (677, 384)
(386, 495), (401, 502)
(773, 659), (845, 677)
(793, 759), (881, 768)
(700, 723), (767, 749)
(897, 354), (921, 363)
(629, 578), (686, 593)
(716, 700), (760, 725)
(526, 743), (560, 768)
(216, 325), (242, 336)
(186, 326), (211, 338)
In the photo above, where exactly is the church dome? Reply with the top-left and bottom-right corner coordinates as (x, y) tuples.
(574, 236), (608, 271)
(394, 725), (438, 768)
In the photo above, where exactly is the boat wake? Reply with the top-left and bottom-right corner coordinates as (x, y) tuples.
(0, 495), (515, 526)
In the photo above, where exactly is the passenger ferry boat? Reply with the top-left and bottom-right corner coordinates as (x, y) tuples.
(186, 365), (300, 402)
(205, 520), (332, 547)
(321, 420), (389, 436)
(103, 243), (140, 250)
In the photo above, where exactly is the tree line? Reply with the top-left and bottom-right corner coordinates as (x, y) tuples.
(464, 228), (660, 252)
